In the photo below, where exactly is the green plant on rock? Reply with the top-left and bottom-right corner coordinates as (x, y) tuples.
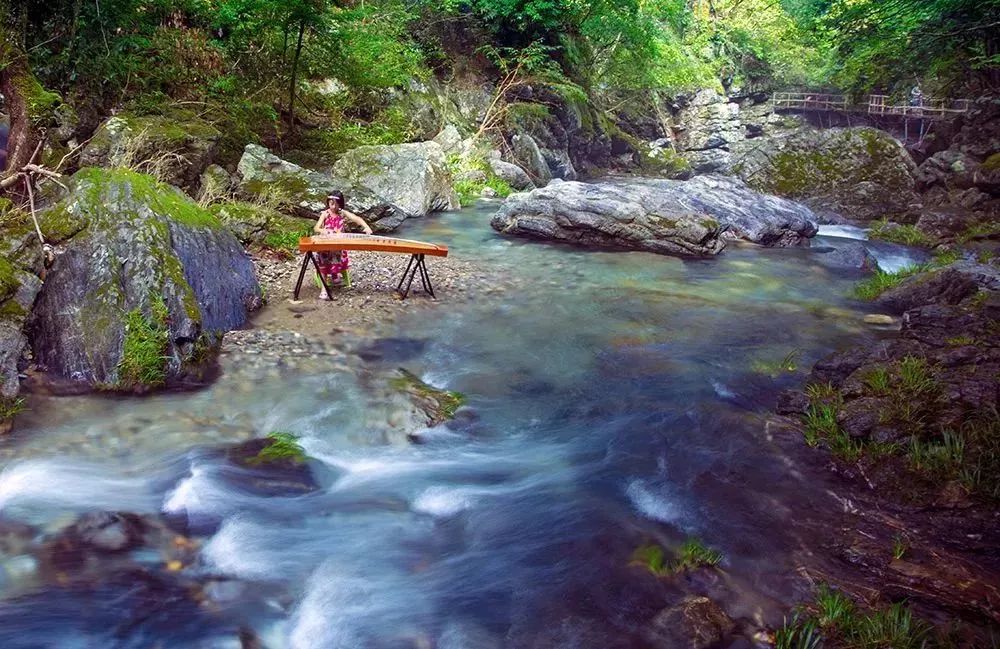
(892, 534), (908, 560)
(779, 584), (936, 649)
(862, 365), (891, 396)
(0, 397), (26, 422)
(868, 220), (933, 247)
(116, 297), (170, 390)
(774, 615), (822, 649)
(249, 431), (308, 466)
(672, 537), (724, 572)
(447, 153), (514, 206)
(853, 264), (927, 300)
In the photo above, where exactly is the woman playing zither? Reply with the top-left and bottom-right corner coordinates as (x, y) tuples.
(313, 191), (373, 299)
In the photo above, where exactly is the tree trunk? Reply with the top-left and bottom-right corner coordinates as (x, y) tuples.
(0, 41), (43, 185)
(287, 19), (306, 132)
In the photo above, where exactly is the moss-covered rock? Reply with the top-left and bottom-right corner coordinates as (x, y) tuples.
(235, 144), (403, 231)
(731, 126), (918, 221)
(80, 111), (222, 190)
(29, 167), (261, 392)
(391, 369), (465, 427)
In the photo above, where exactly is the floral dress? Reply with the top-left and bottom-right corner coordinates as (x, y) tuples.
(317, 209), (350, 276)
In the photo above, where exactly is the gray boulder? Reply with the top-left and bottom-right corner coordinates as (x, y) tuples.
(644, 596), (736, 649)
(332, 141), (460, 217)
(80, 112), (222, 190)
(875, 261), (1000, 314)
(813, 241), (880, 272)
(29, 168), (262, 392)
(489, 159), (535, 190)
(236, 144), (401, 231)
(511, 133), (552, 185)
(490, 180), (726, 256)
(625, 175), (818, 246)
(730, 126), (918, 221)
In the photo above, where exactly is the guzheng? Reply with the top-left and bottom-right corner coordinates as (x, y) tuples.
(294, 233), (449, 300)
(299, 233), (448, 257)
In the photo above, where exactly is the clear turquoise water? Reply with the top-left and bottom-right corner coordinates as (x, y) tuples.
(0, 201), (918, 648)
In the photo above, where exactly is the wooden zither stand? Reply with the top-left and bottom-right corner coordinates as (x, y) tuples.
(294, 233), (450, 299)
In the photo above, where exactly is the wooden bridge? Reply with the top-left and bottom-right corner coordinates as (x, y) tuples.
(772, 92), (971, 119)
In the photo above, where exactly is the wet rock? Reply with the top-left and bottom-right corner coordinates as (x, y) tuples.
(775, 389), (809, 415)
(392, 368), (465, 427)
(224, 435), (319, 496)
(236, 144), (401, 230)
(862, 314), (897, 326)
(29, 168), (262, 391)
(644, 595), (736, 649)
(45, 511), (149, 572)
(489, 158), (535, 191)
(80, 111), (221, 190)
(813, 241), (880, 272)
(875, 262), (998, 314)
(332, 141), (460, 217)
(493, 175), (816, 253)
(511, 133), (552, 185)
(491, 179), (725, 256)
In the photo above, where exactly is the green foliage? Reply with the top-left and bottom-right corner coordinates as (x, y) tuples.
(853, 264), (927, 300)
(264, 229), (311, 252)
(447, 153), (513, 206)
(673, 537), (723, 571)
(779, 584), (938, 649)
(117, 296), (170, 390)
(892, 534), (908, 560)
(631, 538), (723, 575)
(868, 220), (934, 248)
(774, 615), (822, 649)
(799, 0), (1000, 94)
(0, 397), (26, 422)
(250, 431), (308, 465)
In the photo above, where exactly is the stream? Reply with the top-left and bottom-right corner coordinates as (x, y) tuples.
(0, 202), (924, 648)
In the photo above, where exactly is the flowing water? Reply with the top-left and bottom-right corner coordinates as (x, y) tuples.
(0, 202), (923, 648)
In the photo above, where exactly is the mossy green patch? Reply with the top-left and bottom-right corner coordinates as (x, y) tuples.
(0, 256), (20, 303)
(71, 167), (221, 230)
(981, 152), (1000, 172)
(0, 298), (26, 321)
(392, 368), (465, 421)
(14, 72), (62, 124)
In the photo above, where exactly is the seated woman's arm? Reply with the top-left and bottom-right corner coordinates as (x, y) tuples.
(343, 210), (373, 235)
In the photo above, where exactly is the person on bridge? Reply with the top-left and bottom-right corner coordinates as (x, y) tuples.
(312, 191), (373, 299)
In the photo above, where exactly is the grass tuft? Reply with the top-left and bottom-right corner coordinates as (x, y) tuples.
(868, 220), (933, 247)
(116, 296), (170, 390)
(672, 537), (724, 571)
(853, 264), (927, 300)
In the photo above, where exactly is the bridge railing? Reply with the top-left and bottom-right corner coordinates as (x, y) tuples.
(773, 92), (971, 119)
(773, 92), (848, 111)
(867, 94), (971, 117)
